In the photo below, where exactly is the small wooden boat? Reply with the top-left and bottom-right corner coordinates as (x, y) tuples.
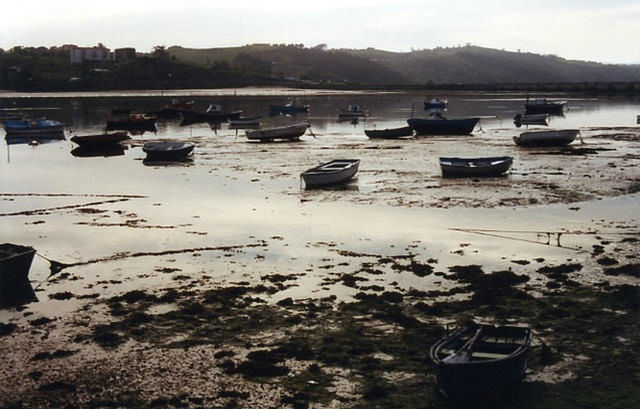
(514, 129), (579, 147)
(407, 117), (479, 135)
(70, 131), (130, 146)
(246, 122), (309, 142)
(301, 159), (360, 188)
(0, 243), (37, 307)
(269, 101), (310, 115)
(142, 142), (194, 161)
(439, 156), (513, 178)
(338, 105), (368, 117)
(71, 145), (125, 158)
(365, 126), (413, 139)
(524, 98), (566, 114)
(229, 116), (262, 127)
(107, 113), (157, 130)
(3, 119), (64, 136)
(430, 323), (531, 399)
(424, 97), (448, 110)
(513, 113), (549, 126)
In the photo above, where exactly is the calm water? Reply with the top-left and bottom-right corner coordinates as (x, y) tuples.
(1, 89), (638, 317)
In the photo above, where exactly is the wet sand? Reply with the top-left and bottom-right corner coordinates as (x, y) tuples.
(1, 92), (639, 408)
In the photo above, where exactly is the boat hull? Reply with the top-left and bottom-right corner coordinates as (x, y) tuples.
(142, 142), (194, 161)
(514, 130), (579, 147)
(4, 119), (64, 136)
(407, 118), (479, 135)
(0, 243), (37, 307)
(525, 102), (565, 114)
(440, 156), (513, 178)
(269, 104), (310, 115)
(246, 123), (309, 141)
(430, 324), (531, 399)
(301, 159), (360, 188)
(71, 131), (130, 146)
(365, 126), (413, 139)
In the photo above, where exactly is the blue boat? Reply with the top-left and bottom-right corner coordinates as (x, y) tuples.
(3, 119), (64, 136)
(407, 117), (479, 135)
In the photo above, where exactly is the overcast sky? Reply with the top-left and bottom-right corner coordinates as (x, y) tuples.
(3, 1), (640, 64)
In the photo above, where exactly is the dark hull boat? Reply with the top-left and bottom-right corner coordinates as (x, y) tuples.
(524, 99), (566, 115)
(365, 126), (413, 139)
(142, 142), (195, 161)
(70, 131), (130, 147)
(439, 156), (513, 178)
(71, 145), (125, 158)
(407, 117), (479, 135)
(0, 243), (37, 307)
(430, 323), (531, 399)
(424, 98), (448, 110)
(514, 129), (579, 147)
(301, 159), (360, 188)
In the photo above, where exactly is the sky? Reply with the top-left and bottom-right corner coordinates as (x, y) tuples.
(2, 1), (640, 64)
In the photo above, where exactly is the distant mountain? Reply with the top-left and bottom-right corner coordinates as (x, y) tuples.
(169, 44), (640, 85)
(343, 45), (640, 84)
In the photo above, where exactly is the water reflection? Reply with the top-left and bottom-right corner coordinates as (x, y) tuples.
(142, 157), (194, 167)
(5, 133), (66, 145)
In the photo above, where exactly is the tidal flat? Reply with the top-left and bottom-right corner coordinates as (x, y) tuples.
(1, 90), (639, 408)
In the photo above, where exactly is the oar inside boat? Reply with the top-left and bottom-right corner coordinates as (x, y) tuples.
(442, 327), (483, 364)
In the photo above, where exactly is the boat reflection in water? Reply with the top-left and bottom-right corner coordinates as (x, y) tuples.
(71, 145), (126, 158)
(142, 157), (194, 167)
(5, 133), (66, 145)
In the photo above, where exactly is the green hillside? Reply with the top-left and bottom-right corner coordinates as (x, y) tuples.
(344, 45), (640, 84)
(168, 44), (408, 84)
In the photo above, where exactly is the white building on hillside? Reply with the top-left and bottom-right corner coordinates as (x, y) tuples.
(70, 44), (111, 64)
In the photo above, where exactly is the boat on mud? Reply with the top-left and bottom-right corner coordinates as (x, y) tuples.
(338, 105), (368, 118)
(142, 142), (195, 161)
(269, 101), (310, 115)
(513, 129), (579, 147)
(430, 323), (532, 399)
(439, 156), (513, 178)
(245, 122), (309, 142)
(0, 243), (37, 307)
(524, 98), (566, 114)
(301, 159), (360, 188)
(364, 126), (413, 139)
(70, 131), (130, 147)
(3, 119), (64, 136)
(407, 117), (480, 135)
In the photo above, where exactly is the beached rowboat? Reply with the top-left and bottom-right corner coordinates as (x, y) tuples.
(513, 129), (579, 146)
(246, 122), (309, 141)
(430, 323), (531, 399)
(142, 142), (194, 161)
(364, 126), (413, 139)
(407, 117), (479, 135)
(439, 156), (513, 177)
(301, 159), (360, 188)
(70, 131), (130, 146)
(0, 243), (37, 307)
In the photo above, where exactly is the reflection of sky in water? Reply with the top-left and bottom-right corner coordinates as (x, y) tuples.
(1, 91), (638, 318)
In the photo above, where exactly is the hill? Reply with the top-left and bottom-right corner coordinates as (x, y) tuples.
(167, 44), (407, 84)
(169, 44), (640, 85)
(341, 45), (640, 84)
